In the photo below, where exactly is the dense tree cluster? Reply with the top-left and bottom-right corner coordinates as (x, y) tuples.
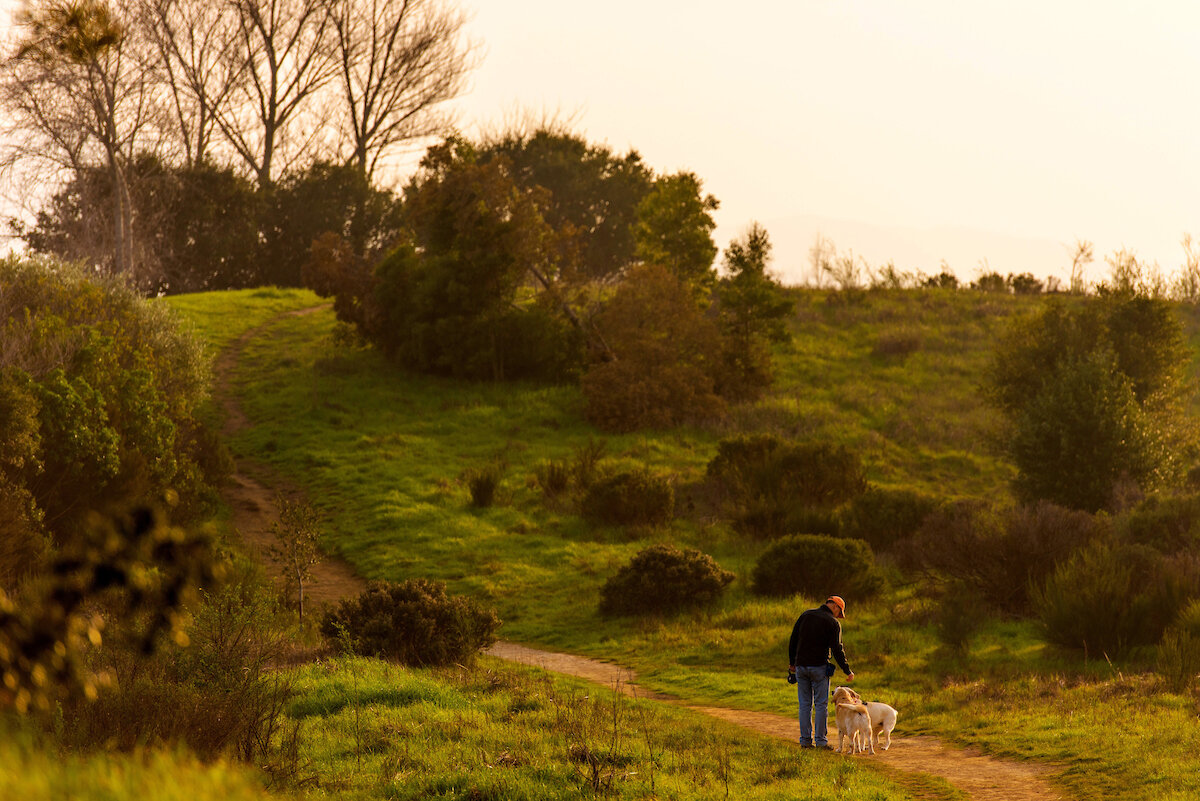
(310, 127), (794, 428)
(1, 0), (471, 292)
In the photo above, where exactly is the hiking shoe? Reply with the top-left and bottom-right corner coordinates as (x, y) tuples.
(813, 743), (835, 751)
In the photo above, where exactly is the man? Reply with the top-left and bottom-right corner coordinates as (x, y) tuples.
(788, 595), (854, 749)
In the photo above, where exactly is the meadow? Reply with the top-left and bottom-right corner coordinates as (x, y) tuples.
(164, 286), (1200, 800)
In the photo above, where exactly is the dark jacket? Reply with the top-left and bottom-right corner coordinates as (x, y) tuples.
(788, 605), (851, 675)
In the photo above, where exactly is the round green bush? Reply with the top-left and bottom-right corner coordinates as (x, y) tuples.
(599, 544), (735, 616)
(750, 534), (885, 599)
(707, 435), (866, 510)
(320, 579), (501, 666)
(707, 436), (866, 544)
(581, 470), (674, 527)
(839, 487), (938, 552)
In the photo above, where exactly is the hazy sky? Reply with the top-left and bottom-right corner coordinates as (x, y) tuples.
(2, 2), (1197, 285)
(449, 1), (1200, 285)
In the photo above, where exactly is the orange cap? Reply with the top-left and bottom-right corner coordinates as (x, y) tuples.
(826, 596), (846, 618)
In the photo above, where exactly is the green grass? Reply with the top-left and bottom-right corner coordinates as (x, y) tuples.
(286, 655), (941, 801)
(0, 722), (285, 801)
(165, 286), (324, 356)
(165, 286), (1200, 801)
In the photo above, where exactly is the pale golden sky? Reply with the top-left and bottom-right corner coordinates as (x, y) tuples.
(451, 1), (1200, 284)
(3, 1), (1197, 285)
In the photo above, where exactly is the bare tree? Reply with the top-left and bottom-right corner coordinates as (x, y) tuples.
(141, 0), (247, 167)
(219, 0), (339, 187)
(2, 0), (165, 284)
(1172, 233), (1200, 303)
(1068, 238), (1093, 294)
(322, 0), (475, 180)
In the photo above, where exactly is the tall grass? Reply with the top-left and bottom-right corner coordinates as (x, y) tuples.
(0, 725), (279, 801)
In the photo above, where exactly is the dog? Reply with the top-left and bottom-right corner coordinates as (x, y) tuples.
(831, 686), (873, 754)
(837, 686), (898, 752)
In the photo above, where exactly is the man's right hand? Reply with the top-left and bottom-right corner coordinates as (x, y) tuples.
(847, 672), (855, 682)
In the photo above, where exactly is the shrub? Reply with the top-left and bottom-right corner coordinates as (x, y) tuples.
(706, 434), (779, 500)
(900, 500), (1101, 614)
(1157, 600), (1200, 693)
(708, 435), (866, 541)
(0, 479), (48, 591)
(871, 329), (922, 358)
(533, 459), (571, 498)
(971, 272), (1008, 292)
(580, 470), (674, 527)
(599, 544), (735, 617)
(1035, 541), (1191, 657)
(750, 534), (885, 599)
(321, 579), (500, 666)
(921, 271), (959, 290)
(464, 463), (504, 508)
(1121, 494), (1200, 553)
(1010, 273), (1044, 294)
(934, 582), (987, 654)
(570, 438), (608, 490)
(0, 256), (216, 541)
(839, 487), (938, 552)
(707, 435), (867, 511)
(732, 502), (839, 540)
(581, 360), (724, 432)
(0, 506), (220, 715)
(57, 575), (304, 785)
(581, 264), (726, 432)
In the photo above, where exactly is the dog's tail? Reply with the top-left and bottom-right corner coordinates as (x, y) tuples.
(836, 703), (869, 715)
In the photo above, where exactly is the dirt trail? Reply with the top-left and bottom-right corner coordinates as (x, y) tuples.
(217, 308), (1068, 801)
(486, 642), (1064, 801)
(214, 305), (367, 609)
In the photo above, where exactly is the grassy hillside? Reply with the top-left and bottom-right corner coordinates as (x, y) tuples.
(166, 286), (1200, 800)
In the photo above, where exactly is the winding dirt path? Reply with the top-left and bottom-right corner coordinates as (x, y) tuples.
(214, 305), (367, 609)
(215, 307), (1068, 801)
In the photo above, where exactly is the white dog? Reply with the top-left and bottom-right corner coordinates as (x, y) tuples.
(838, 686), (898, 751)
(831, 686), (873, 754)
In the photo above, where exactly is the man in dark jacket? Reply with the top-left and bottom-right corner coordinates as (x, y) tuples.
(787, 595), (854, 749)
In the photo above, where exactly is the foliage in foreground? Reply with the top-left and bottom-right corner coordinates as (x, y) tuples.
(0, 256), (220, 572)
(0, 728), (278, 801)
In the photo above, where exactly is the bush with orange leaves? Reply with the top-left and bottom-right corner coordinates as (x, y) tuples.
(581, 264), (725, 432)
